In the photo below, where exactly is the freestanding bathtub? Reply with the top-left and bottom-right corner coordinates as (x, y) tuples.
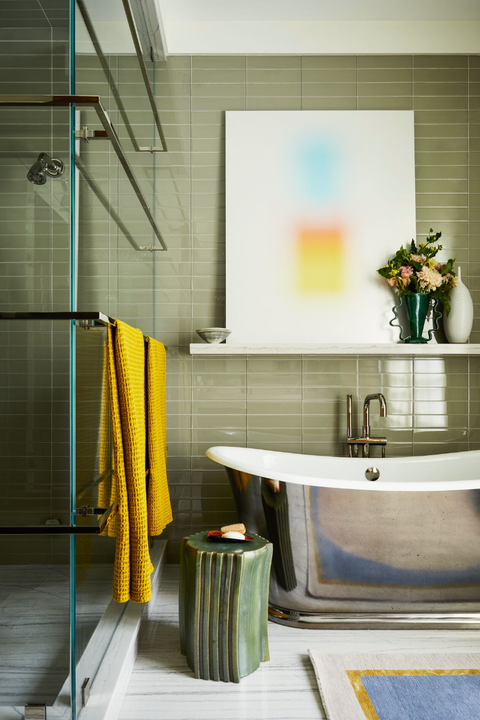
(206, 446), (480, 629)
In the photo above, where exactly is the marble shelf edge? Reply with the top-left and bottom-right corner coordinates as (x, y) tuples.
(189, 343), (480, 356)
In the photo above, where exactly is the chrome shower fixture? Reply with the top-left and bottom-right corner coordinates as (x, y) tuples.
(27, 152), (64, 185)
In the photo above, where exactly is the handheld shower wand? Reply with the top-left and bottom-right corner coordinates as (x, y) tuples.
(27, 152), (64, 185)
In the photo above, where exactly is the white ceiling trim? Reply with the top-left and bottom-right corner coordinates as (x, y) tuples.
(163, 20), (480, 54)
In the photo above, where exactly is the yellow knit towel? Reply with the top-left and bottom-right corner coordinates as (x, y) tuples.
(98, 339), (116, 533)
(107, 320), (153, 603)
(106, 324), (130, 600)
(145, 337), (172, 535)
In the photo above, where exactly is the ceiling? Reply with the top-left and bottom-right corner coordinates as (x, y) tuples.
(75, 0), (480, 56)
(157, 0), (480, 54)
(159, 0), (480, 23)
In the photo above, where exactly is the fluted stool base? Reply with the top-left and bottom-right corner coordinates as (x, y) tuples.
(179, 531), (273, 682)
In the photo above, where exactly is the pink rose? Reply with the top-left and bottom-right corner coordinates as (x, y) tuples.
(387, 277), (398, 287)
(400, 266), (414, 279)
(410, 254), (425, 264)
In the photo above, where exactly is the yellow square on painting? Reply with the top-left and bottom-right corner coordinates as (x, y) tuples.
(297, 227), (343, 293)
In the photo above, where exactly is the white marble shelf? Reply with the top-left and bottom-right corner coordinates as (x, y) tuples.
(190, 342), (480, 356)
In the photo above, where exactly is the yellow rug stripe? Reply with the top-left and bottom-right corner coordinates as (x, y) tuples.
(145, 337), (172, 536)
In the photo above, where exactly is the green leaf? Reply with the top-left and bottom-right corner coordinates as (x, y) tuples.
(409, 276), (421, 293)
(377, 267), (392, 278)
(441, 258), (455, 275)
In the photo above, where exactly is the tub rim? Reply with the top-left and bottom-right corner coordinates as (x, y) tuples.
(206, 445), (480, 492)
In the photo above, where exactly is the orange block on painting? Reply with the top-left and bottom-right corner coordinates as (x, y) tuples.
(296, 227), (344, 293)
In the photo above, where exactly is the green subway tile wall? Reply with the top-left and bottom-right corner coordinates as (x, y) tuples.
(78, 53), (475, 563)
(3, 48), (480, 563)
(0, 1), (71, 564)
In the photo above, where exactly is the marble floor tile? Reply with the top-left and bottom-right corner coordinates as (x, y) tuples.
(0, 564), (114, 708)
(119, 567), (480, 720)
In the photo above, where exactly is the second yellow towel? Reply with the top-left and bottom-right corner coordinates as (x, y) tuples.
(145, 336), (172, 536)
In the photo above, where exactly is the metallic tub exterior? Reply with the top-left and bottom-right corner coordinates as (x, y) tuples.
(224, 467), (480, 629)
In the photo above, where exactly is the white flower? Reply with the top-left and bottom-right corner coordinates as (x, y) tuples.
(417, 266), (443, 292)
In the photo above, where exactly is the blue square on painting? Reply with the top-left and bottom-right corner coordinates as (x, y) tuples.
(361, 673), (480, 720)
(295, 140), (341, 202)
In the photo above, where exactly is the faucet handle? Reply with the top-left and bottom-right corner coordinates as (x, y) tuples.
(378, 393), (388, 418)
(347, 394), (354, 457)
(347, 394), (353, 437)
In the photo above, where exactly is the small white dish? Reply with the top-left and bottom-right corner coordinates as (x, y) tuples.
(196, 327), (231, 344)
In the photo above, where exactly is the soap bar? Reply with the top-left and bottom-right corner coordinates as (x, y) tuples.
(221, 523), (246, 534)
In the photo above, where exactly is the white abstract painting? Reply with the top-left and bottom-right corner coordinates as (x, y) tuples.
(226, 110), (416, 344)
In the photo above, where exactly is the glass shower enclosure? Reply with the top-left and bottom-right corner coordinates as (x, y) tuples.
(0, 1), (167, 718)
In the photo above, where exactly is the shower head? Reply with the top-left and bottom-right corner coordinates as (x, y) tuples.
(27, 152), (64, 185)
(27, 158), (47, 185)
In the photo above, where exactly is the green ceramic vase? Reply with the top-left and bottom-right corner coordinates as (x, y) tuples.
(390, 293), (442, 344)
(404, 293), (431, 344)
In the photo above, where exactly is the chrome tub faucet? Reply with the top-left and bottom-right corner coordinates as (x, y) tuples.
(347, 393), (388, 458)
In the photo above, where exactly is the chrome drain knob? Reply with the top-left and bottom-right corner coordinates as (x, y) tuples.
(365, 466), (380, 481)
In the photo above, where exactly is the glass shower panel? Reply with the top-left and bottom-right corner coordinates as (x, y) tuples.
(0, 118), (71, 315)
(0, 2), (75, 717)
(0, 319), (72, 719)
(0, 536), (72, 717)
(0, 319), (70, 530)
(0, 0), (71, 313)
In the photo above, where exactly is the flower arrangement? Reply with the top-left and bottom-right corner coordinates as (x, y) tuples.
(377, 229), (457, 313)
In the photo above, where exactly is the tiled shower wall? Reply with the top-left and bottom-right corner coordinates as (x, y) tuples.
(56, 53), (480, 561)
(0, 1), (71, 563)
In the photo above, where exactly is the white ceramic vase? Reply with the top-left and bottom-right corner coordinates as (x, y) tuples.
(443, 266), (474, 343)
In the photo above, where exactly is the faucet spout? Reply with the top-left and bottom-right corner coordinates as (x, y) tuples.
(346, 393), (388, 458)
(363, 393), (388, 439)
(379, 394), (387, 418)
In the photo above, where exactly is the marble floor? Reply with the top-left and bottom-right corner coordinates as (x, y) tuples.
(0, 564), (115, 708)
(120, 567), (480, 720)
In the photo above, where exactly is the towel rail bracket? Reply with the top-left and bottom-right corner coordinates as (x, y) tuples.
(75, 505), (109, 517)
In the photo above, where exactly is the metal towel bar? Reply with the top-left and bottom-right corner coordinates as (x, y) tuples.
(0, 310), (115, 326)
(76, 0), (168, 153)
(0, 311), (168, 345)
(0, 94), (167, 251)
(0, 503), (118, 535)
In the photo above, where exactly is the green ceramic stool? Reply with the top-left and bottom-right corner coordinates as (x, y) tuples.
(179, 531), (273, 683)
